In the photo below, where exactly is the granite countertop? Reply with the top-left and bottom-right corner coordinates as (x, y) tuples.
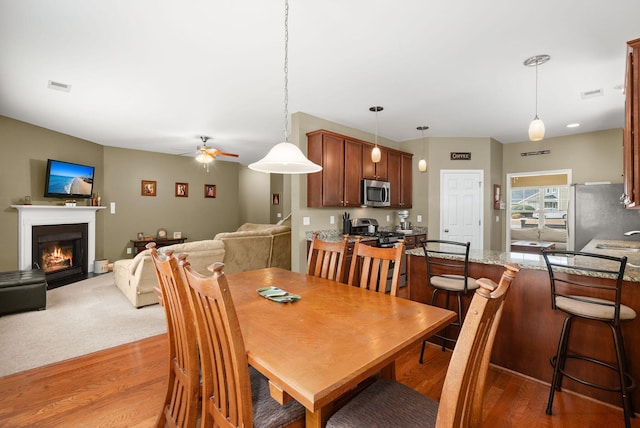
(306, 227), (428, 244)
(406, 239), (640, 282)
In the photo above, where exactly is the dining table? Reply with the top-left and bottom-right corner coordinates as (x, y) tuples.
(226, 267), (456, 427)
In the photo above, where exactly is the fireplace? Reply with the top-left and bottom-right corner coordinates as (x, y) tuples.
(32, 223), (88, 288)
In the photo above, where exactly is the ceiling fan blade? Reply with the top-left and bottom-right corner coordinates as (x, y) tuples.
(213, 151), (239, 158)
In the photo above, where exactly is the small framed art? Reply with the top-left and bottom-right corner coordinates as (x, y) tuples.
(205, 184), (216, 198)
(173, 231), (182, 239)
(142, 180), (156, 196)
(272, 193), (280, 205)
(157, 228), (167, 239)
(175, 182), (189, 197)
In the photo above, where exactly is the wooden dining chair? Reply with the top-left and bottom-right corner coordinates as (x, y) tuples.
(148, 243), (200, 428)
(177, 258), (305, 428)
(327, 263), (520, 428)
(307, 232), (349, 282)
(347, 236), (405, 296)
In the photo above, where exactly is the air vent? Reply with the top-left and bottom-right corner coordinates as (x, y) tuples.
(580, 88), (603, 99)
(47, 80), (72, 92)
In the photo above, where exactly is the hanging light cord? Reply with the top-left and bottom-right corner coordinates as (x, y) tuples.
(534, 61), (539, 119)
(283, 0), (289, 143)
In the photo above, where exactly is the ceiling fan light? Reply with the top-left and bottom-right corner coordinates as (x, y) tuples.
(418, 158), (427, 172)
(528, 117), (545, 141)
(371, 146), (381, 163)
(248, 142), (322, 174)
(196, 152), (213, 163)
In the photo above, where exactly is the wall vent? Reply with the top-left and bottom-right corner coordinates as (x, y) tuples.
(47, 80), (72, 92)
(580, 88), (603, 99)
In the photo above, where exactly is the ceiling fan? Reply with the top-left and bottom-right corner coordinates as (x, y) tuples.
(195, 136), (239, 163)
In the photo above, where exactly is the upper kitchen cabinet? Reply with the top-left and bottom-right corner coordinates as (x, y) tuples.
(307, 130), (363, 207)
(363, 145), (388, 181)
(388, 151), (413, 208)
(623, 38), (640, 208)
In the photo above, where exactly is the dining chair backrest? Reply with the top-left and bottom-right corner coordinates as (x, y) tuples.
(307, 232), (349, 282)
(541, 249), (628, 323)
(421, 239), (473, 293)
(148, 244), (200, 428)
(178, 259), (254, 428)
(436, 263), (519, 427)
(347, 237), (405, 296)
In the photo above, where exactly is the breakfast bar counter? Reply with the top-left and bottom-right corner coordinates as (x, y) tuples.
(406, 239), (640, 410)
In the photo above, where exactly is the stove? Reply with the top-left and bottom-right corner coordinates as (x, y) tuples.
(376, 231), (404, 247)
(350, 218), (404, 247)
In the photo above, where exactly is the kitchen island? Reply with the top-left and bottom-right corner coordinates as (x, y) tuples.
(406, 239), (640, 410)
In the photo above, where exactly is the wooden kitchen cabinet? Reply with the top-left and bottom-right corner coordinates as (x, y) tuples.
(307, 130), (363, 207)
(388, 152), (413, 208)
(307, 129), (413, 208)
(623, 38), (640, 208)
(363, 145), (388, 181)
(402, 233), (426, 250)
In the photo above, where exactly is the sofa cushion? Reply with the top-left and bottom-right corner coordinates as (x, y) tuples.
(236, 223), (290, 234)
(510, 228), (540, 242)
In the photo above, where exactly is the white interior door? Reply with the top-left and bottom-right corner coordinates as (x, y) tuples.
(440, 170), (483, 249)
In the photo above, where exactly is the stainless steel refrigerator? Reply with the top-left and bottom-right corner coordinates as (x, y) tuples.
(571, 183), (640, 251)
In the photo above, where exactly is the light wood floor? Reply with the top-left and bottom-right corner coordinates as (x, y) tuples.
(0, 334), (636, 427)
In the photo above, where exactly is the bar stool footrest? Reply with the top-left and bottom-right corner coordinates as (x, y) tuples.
(551, 354), (637, 393)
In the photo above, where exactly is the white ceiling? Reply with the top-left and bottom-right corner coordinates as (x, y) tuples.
(1, 0), (639, 166)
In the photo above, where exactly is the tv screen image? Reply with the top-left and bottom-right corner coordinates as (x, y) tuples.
(44, 159), (95, 199)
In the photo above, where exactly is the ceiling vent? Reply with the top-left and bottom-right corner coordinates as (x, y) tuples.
(47, 80), (72, 92)
(580, 88), (603, 99)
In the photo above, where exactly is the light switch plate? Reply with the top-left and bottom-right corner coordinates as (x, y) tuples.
(277, 212), (282, 218)
(303, 216), (310, 226)
(126, 248), (132, 254)
(417, 215), (422, 222)
(110, 202), (116, 214)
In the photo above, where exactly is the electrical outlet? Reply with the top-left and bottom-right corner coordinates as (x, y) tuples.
(126, 248), (132, 254)
(277, 212), (282, 218)
(330, 215), (335, 224)
(386, 215), (390, 222)
(417, 215), (422, 223)
(496, 215), (500, 222)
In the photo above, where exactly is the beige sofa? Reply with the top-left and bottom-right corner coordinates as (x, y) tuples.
(114, 223), (291, 307)
(510, 226), (567, 251)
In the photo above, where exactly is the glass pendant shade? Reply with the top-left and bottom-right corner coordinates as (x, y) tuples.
(418, 158), (427, 172)
(196, 152), (214, 164)
(528, 116), (545, 141)
(371, 146), (381, 163)
(248, 142), (322, 174)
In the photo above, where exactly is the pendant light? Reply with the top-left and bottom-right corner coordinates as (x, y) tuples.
(524, 54), (550, 142)
(370, 106), (383, 163)
(417, 125), (429, 172)
(249, 0), (322, 174)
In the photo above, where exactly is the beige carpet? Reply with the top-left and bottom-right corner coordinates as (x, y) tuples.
(0, 272), (166, 377)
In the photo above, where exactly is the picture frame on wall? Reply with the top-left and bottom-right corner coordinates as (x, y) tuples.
(175, 182), (189, 197)
(493, 184), (501, 210)
(142, 180), (156, 196)
(204, 184), (216, 198)
(173, 231), (182, 239)
(272, 193), (280, 205)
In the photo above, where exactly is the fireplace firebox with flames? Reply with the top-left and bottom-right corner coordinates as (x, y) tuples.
(32, 223), (88, 288)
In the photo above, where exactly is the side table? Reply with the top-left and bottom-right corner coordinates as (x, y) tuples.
(130, 237), (187, 255)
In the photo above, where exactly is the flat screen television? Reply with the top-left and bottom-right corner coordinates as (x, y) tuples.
(44, 159), (95, 199)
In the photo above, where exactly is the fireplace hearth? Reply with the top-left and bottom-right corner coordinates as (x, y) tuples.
(32, 223), (88, 288)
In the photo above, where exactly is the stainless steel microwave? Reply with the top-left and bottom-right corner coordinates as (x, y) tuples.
(362, 179), (390, 207)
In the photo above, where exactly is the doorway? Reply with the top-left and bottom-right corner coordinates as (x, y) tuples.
(440, 170), (483, 249)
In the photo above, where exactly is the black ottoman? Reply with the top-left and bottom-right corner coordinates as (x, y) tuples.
(0, 269), (47, 316)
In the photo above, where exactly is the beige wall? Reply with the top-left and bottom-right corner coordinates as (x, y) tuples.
(502, 129), (623, 184)
(0, 116), (248, 270)
(102, 146), (241, 261)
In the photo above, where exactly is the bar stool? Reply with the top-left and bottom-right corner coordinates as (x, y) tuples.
(419, 239), (478, 361)
(542, 249), (636, 428)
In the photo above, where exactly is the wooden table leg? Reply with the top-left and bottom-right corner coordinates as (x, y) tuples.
(306, 404), (333, 428)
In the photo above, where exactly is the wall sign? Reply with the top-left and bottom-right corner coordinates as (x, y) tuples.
(521, 150), (550, 156)
(450, 152), (471, 160)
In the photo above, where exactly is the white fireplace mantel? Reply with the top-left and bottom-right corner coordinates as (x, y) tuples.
(11, 205), (105, 271)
